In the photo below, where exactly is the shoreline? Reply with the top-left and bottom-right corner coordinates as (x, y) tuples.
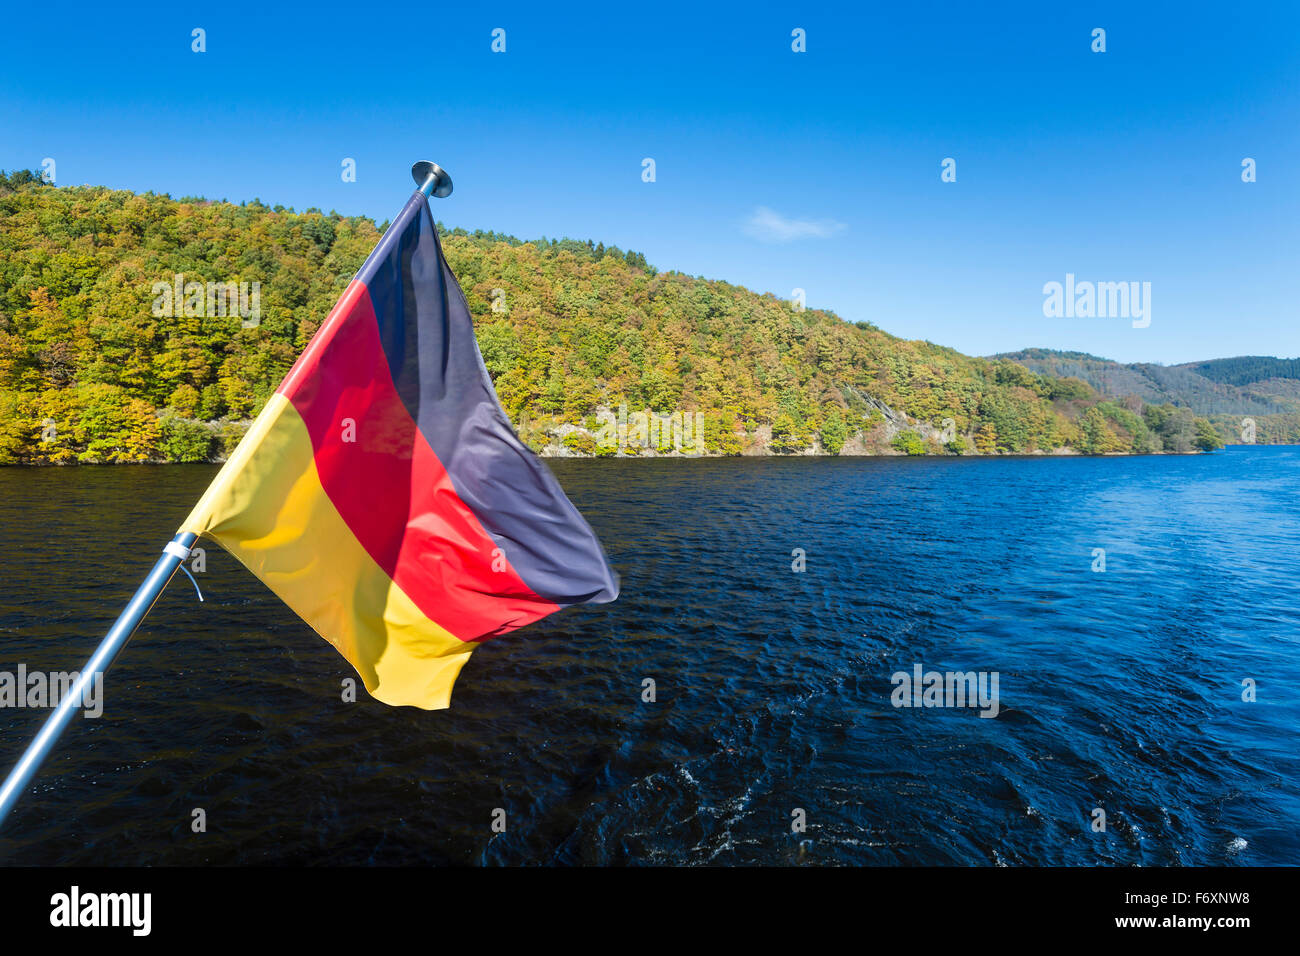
(0, 446), (1271, 468)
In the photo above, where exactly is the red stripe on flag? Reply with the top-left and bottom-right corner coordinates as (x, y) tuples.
(276, 280), (559, 641)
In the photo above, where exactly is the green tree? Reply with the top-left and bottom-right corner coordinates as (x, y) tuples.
(1194, 418), (1224, 451)
(892, 431), (926, 455)
(820, 406), (848, 454)
(770, 413), (809, 453)
(159, 417), (215, 462)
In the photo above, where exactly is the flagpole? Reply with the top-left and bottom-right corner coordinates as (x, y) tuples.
(0, 161), (452, 831)
(0, 531), (198, 828)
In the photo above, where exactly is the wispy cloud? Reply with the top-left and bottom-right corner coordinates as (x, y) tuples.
(742, 206), (847, 243)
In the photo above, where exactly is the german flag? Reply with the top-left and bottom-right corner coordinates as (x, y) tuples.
(178, 190), (619, 710)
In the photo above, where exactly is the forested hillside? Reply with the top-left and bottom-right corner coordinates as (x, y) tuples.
(0, 172), (1223, 463)
(1000, 348), (1300, 444)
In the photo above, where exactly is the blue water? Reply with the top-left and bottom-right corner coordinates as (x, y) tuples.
(0, 447), (1297, 865)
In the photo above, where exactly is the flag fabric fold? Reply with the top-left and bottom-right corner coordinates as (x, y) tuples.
(180, 191), (619, 709)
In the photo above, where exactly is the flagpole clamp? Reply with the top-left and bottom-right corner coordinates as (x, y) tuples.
(163, 541), (192, 561)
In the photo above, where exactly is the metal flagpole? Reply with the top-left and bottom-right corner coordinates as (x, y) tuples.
(411, 160), (453, 198)
(0, 161), (452, 831)
(0, 531), (198, 827)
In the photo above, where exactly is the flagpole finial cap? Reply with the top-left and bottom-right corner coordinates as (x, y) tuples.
(412, 161), (453, 198)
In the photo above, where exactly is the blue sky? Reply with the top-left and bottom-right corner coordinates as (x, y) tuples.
(1, 0), (1296, 364)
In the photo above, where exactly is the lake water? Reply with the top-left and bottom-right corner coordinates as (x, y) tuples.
(0, 448), (1297, 865)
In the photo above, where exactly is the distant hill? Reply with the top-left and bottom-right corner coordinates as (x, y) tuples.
(1184, 356), (1300, 387)
(0, 170), (1223, 463)
(997, 349), (1300, 443)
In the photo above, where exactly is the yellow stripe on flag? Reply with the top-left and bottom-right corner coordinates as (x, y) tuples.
(179, 394), (474, 710)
